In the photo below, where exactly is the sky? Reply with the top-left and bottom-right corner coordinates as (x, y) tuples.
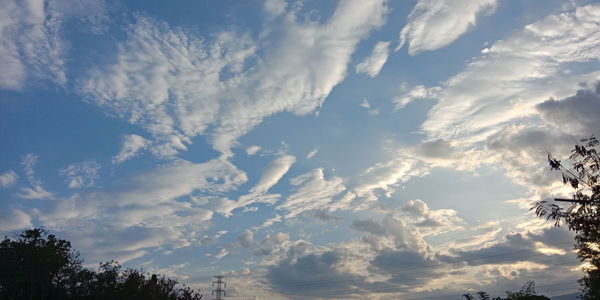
(1, 0), (600, 299)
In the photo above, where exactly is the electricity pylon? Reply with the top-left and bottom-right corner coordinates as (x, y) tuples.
(212, 275), (226, 300)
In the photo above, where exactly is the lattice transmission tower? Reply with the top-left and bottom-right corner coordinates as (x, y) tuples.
(212, 275), (226, 300)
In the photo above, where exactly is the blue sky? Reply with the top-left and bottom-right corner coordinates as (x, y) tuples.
(1, 0), (600, 298)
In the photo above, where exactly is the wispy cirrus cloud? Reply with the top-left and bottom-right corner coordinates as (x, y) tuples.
(112, 134), (150, 164)
(81, 0), (389, 156)
(420, 4), (600, 143)
(32, 157), (247, 263)
(59, 161), (101, 188)
(18, 153), (53, 199)
(250, 155), (296, 194)
(356, 41), (391, 77)
(397, 0), (498, 54)
(0, 0), (107, 90)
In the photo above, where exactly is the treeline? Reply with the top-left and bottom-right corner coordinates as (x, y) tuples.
(0, 228), (202, 300)
(462, 281), (549, 300)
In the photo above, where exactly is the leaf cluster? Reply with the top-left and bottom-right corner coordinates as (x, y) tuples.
(462, 281), (549, 300)
(0, 228), (202, 300)
(532, 137), (600, 299)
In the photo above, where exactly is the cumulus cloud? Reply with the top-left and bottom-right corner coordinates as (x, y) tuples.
(264, 212), (445, 298)
(351, 219), (387, 235)
(82, 0), (388, 156)
(305, 209), (342, 224)
(112, 134), (150, 164)
(267, 248), (368, 297)
(238, 229), (254, 248)
(264, 232), (289, 245)
(264, 217), (580, 298)
(397, 0), (498, 54)
(245, 145), (262, 156)
(400, 199), (463, 235)
(0, 170), (18, 188)
(441, 227), (578, 268)
(355, 41), (390, 77)
(200, 230), (228, 246)
(59, 161), (101, 188)
(251, 155), (296, 194)
(536, 81), (600, 136)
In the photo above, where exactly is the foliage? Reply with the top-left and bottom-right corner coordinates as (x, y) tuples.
(462, 281), (549, 300)
(533, 137), (600, 299)
(0, 228), (202, 300)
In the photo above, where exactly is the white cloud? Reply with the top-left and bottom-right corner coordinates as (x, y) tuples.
(18, 186), (54, 199)
(238, 229), (254, 248)
(355, 41), (390, 77)
(359, 98), (379, 115)
(82, 0), (388, 156)
(0, 170), (18, 188)
(351, 219), (387, 235)
(214, 248), (229, 259)
(18, 153), (53, 199)
(255, 214), (282, 230)
(0, 0), (65, 89)
(250, 155), (296, 194)
(0, 0), (105, 90)
(81, 15), (256, 157)
(400, 199), (463, 236)
(0, 209), (32, 232)
(264, 0), (287, 16)
(245, 145), (262, 156)
(353, 156), (428, 200)
(263, 232), (289, 245)
(200, 230), (228, 246)
(306, 148), (318, 159)
(113, 134), (150, 164)
(30, 157), (247, 263)
(421, 4), (600, 144)
(21, 153), (39, 184)
(277, 168), (345, 218)
(536, 81), (600, 136)
(59, 161), (101, 188)
(397, 0), (498, 54)
(109, 158), (247, 208)
(394, 85), (441, 110)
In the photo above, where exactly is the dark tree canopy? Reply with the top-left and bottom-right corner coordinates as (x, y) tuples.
(462, 281), (550, 300)
(533, 137), (600, 299)
(0, 228), (202, 300)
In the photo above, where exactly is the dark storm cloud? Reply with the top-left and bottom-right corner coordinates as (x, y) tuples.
(537, 81), (600, 136)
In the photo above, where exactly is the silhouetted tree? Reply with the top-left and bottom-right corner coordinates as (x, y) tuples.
(0, 228), (82, 299)
(0, 228), (202, 300)
(462, 281), (549, 300)
(533, 137), (600, 299)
